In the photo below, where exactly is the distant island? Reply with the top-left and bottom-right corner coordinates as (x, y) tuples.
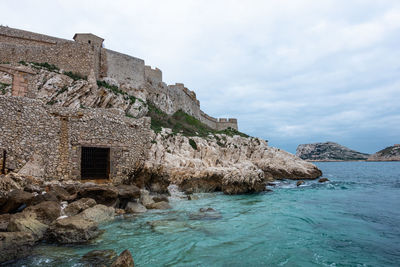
(296, 142), (370, 161)
(367, 144), (400, 161)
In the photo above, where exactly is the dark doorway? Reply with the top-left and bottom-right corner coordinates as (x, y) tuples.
(81, 147), (110, 179)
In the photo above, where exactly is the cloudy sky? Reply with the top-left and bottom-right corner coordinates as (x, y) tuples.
(3, 0), (400, 153)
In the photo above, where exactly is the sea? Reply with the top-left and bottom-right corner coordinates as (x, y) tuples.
(9, 162), (400, 266)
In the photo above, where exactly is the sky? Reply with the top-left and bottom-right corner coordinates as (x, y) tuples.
(2, 0), (400, 154)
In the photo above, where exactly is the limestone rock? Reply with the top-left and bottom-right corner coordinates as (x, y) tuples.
(7, 212), (48, 240)
(0, 232), (35, 263)
(0, 214), (10, 231)
(0, 189), (34, 214)
(146, 201), (171, 210)
(78, 204), (115, 223)
(64, 198), (97, 216)
(117, 185), (141, 200)
(367, 145), (400, 161)
(81, 249), (117, 267)
(139, 190), (154, 207)
(25, 201), (61, 225)
(48, 215), (100, 244)
(78, 185), (119, 206)
(125, 202), (147, 213)
(111, 249), (134, 267)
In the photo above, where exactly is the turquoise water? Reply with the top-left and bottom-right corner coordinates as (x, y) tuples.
(10, 162), (400, 266)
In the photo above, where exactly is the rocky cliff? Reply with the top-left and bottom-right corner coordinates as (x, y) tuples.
(367, 145), (400, 161)
(296, 142), (369, 161)
(133, 129), (322, 195)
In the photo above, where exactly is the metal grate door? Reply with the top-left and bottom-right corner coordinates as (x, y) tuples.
(81, 147), (110, 179)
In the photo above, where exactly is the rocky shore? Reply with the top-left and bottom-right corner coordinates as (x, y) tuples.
(296, 142), (370, 161)
(0, 172), (168, 264)
(367, 145), (400, 161)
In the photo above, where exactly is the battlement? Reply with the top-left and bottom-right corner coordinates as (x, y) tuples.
(144, 65), (162, 85)
(73, 33), (104, 48)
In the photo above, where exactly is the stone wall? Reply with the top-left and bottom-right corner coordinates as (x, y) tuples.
(144, 65), (162, 85)
(105, 49), (145, 91)
(0, 96), (151, 183)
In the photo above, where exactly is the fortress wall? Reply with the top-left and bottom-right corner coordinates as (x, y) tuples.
(0, 42), (97, 77)
(144, 65), (162, 85)
(105, 49), (145, 91)
(199, 111), (218, 129)
(216, 118), (238, 131)
(0, 26), (67, 46)
(167, 83), (201, 118)
(0, 96), (151, 183)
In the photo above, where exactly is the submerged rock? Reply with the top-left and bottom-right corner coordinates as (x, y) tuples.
(111, 249), (134, 267)
(296, 181), (305, 187)
(189, 208), (222, 220)
(0, 232), (35, 263)
(146, 201), (172, 210)
(81, 249), (117, 267)
(125, 202), (147, 213)
(318, 178), (330, 183)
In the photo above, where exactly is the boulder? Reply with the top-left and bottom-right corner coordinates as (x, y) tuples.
(49, 185), (77, 202)
(296, 180), (305, 187)
(139, 190), (154, 207)
(32, 191), (59, 205)
(146, 201), (172, 210)
(78, 204), (115, 223)
(25, 201), (61, 225)
(48, 215), (100, 244)
(153, 195), (169, 203)
(318, 178), (330, 183)
(24, 184), (42, 193)
(0, 214), (10, 231)
(117, 185), (140, 199)
(111, 249), (134, 267)
(0, 189), (34, 214)
(0, 232), (35, 263)
(64, 198), (96, 216)
(78, 185), (119, 206)
(81, 249), (117, 267)
(125, 202), (147, 213)
(7, 212), (48, 241)
(187, 195), (199, 200)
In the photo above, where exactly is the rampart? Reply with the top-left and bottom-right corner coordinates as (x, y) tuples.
(0, 26), (238, 131)
(0, 96), (151, 183)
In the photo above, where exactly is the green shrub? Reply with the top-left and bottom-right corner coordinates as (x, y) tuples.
(189, 139), (198, 150)
(64, 71), (86, 81)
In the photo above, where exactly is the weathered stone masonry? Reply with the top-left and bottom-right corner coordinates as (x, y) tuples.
(0, 96), (151, 183)
(0, 26), (238, 130)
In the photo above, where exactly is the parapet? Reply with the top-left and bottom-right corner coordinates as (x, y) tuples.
(144, 65), (162, 85)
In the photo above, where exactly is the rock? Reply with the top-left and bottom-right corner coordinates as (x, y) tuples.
(187, 194), (199, 200)
(81, 249), (117, 267)
(190, 207), (222, 220)
(125, 202), (147, 213)
(139, 190), (154, 207)
(48, 215), (100, 244)
(111, 249), (134, 267)
(0, 232), (35, 263)
(367, 145), (400, 161)
(0, 214), (10, 231)
(25, 201), (61, 225)
(78, 204), (115, 223)
(318, 178), (330, 183)
(0, 189), (34, 214)
(7, 212), (48, 240)
(32, 191), (59, 205)
(296, 180), (305, 187)
(115, 208), (126, 215)
(117, 185), (140, 200)
(153, 195), (169, 203)
(49, 185), (77, 202)
(64, 198), (96, 216)
(24, 184), (42, 193)
(148, 220), (192, 233)
(78, 185), (119, 206)
(146, 201), (171, 210)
